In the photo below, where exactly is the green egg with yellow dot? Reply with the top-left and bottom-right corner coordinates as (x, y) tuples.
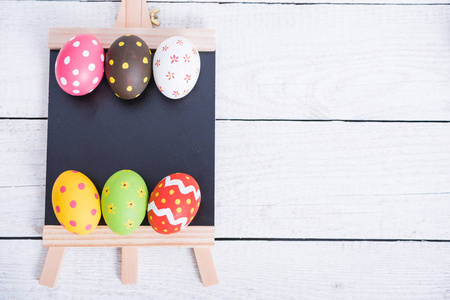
(101, 169), (148, 235)
(105, 35), (152, 100)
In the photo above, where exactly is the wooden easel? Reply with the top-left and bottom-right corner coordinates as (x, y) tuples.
(39, 0), (217, 287)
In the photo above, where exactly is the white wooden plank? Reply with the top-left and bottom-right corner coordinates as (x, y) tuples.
(2, 2), (450, 120)
(155, 0), (450, 3)
(215, 4), (450, 120)
(3, 0), (450, 4)
(0, 1), (117, 118)
(2, 120), (450, 239)
(161, 0), (450, 3)
(1, 240), (450, 298)
(0, 186), (45, 237)
(0, 120), (47, 187)
(215, 121), (450, 238)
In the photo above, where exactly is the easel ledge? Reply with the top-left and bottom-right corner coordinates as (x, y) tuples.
(40, 225), (218, 287)
(48, 28), (216, 51)
(43, 225), (214, 247)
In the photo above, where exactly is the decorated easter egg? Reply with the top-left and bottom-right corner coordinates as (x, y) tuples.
(101, 170), (148, 235)
(153, 36), (201, 99)
(147, 173), (201, 234)
(52, 170), (101, 235)
(105, 35), (151, 100)
(55, 34), (105, 96)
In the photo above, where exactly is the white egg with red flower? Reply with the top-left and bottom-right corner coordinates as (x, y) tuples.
(153, 36), (201, 99)
(55, 34), (104, 96)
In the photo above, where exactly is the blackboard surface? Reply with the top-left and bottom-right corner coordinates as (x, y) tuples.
(45, 50), (215, 227)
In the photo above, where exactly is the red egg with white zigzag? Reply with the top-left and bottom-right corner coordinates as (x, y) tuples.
(147, 173), (201, 234)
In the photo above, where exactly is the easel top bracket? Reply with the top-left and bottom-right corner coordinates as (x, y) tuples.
(48, 0), (215, 51)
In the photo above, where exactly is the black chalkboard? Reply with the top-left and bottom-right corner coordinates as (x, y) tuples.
(45, 50), (215, 227)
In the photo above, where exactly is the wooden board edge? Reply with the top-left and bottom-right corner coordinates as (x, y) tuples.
(42, 225), (215, 247)
(48, 28), (216, 51)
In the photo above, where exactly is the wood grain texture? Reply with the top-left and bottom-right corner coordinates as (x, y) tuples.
(124, 0), (150, 28)
(2, 120), (450, 239)
(3, 0), (450, 4)
(49, 28), (216, 51)
(2, 240), (450, 298)
(215, 121), (450, 239)
(114, 0), (153, 29)
(194, 247), (219, 286)
(38, 247), (65, 288)
(2, 2), (450, 119)
(42, 226), (215, 247)
(121, 247), (138, 284)
(155, 0), (450, 3)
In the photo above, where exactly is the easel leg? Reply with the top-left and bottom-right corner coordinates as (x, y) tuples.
(121, 247), (138, 284)
(39, 247), (66, 287)
(193, 247), (219, 287)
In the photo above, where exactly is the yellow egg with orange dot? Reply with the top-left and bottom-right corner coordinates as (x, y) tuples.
(147, 173), (201, 235)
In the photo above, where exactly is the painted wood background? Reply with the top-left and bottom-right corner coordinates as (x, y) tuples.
(1, 0), (450, 298)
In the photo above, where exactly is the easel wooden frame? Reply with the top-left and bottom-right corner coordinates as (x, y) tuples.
(39, 0), (217, 288)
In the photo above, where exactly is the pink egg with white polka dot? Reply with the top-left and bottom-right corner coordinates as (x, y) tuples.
(55, 34), (105, 96)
